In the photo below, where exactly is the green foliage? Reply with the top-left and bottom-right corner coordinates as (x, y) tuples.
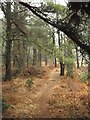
(1, 98), (10, 110)
(55, 49), (65, 63)
(79, 72), (88, 82)
(65, 54), (74, 78)
(66, 63), (73, 78)
(47, 2), (65, 13)
(26, 78), (34, 87)
(27, 16), (53, 57)
(65, 57), (74, 64)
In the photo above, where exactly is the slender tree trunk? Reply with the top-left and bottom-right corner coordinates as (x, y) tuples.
(88, 56), (90, 80)
(88, 16), (90, 108)
(81, 56), (83, 67)
(76, 46), (79, 69)
(38, 49), (42, 66)
(60, 62), (65, 76)
(45, 56), (48, 66)
(5, 40), (12, 80)
(5, 2), (12, 80)
(58, 31), (65, 76)
(52, 30), (57, 67)
(26, 46), (30, 68)
(54, 58), (57, 67)
(33, 47), (37, 65)
(88, 17), (90, 80)
(18, 37), (25, 72)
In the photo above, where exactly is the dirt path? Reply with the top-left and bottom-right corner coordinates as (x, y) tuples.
(32, 68), (86, 118)
(2, 66), (89, 118)
(35, 68), (60, 118)
(34, 68), (89, 118)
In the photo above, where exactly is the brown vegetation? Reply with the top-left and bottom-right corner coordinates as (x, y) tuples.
(2, 65), (90, 118)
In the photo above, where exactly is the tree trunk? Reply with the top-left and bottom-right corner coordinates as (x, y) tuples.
(52, 30), (57, 67)
(33, 47), (37, 65)
(58, 31), (65, 76)
(88, 56), (90, 80)
(38, 49), (42, 66)
(81, 56), (83, 67)
(26, 46), (31, 68)
(5, 2), (12, 80)
(60, 62), (65, 76)
(5, 40), (12, 80)
(87, 16), (90, 79)
(18, 37), (25, 72)
(45, 56), (48, 66)
(12, 3), (26, 74)
(54, 58), (57, 67)
(76, 46), (79, 69)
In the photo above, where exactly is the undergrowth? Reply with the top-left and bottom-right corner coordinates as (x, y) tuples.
(79, 72), (88, 82)
(26, 78), (34, 87)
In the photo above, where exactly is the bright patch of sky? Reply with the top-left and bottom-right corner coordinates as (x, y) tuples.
(29, 0), (67, 6)
(0, 11), (4, 19)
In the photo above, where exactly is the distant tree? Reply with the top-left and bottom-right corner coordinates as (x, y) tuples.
(65, 39), (74, 78)
(28, 16), (52, 66)
(88, 18), (90, 79)
(1, 2), (28, 80)
(52, 29), (57, 67)
(12, 3), (26, 74)
(1, 2), (12, 80)
(75, 46), (80, 69)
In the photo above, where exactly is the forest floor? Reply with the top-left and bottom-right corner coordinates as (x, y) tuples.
(2, 65), (90, 119)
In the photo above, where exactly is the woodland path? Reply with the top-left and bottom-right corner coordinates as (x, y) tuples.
(33, 67), (83, 118)
(2, 66), (89, 118)
(34, 68), (60, 118)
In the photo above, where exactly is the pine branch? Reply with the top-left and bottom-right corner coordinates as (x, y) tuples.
(19, 2), (90, 55)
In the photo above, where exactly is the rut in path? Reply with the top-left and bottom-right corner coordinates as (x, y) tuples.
(35, 68), (60, 118)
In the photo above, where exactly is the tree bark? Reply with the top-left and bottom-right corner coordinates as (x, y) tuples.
(60, 62), (65, 76)
(5, 2), (12, 80)
(38, 49), (42, 66)
(52, 30), (57, 67)
(88, 56), (90, 80)
(88, 16), (90, 79)
(81, 56), (83, 67)
(33, 47), (37, 65)
(58, 31), (65, 76)
(76, 46), (79, 69)
(45, 56), (48, 66)
(13, 3), (26, 74)
(54, 58), (57, 67)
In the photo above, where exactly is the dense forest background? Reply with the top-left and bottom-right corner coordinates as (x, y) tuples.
(0, 1), (90, 119)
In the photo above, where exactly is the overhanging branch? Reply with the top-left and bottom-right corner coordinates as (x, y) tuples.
(19, 2), (90, 55)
